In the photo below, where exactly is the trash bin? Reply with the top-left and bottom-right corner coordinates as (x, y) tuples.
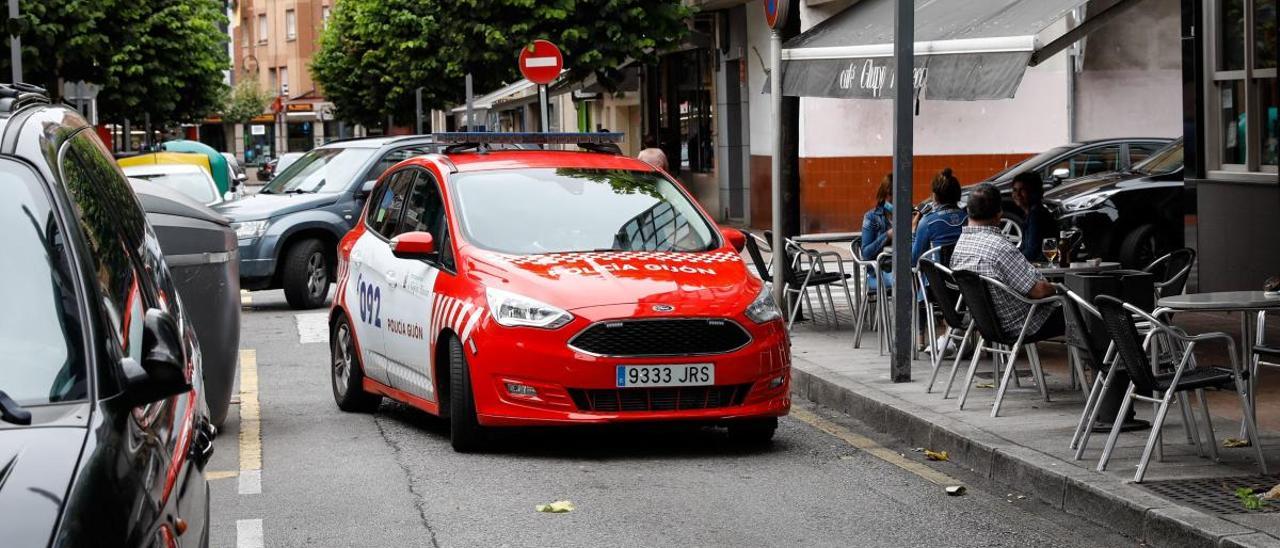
(131, 179), (240, 428)
(1065, 269), (1156, 352)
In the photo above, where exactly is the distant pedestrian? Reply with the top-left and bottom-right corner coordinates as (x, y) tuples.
(638, 147), (668, 171)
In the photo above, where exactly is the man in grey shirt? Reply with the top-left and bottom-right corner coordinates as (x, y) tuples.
(950, 183), (1063, 340)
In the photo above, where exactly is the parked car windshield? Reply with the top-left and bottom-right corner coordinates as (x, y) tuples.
(451, 168), (719, 254)
(129, 171), (218, 204)
(261, 147), (375, 194)
(988, 145), (1073, 181)
(0, 162), (88, 406)
(1132, 139), (1183, 176)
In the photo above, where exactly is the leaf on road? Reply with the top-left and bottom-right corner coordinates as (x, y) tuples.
(1263, 485), (1280, 501)
(924, 450), (949, 462)
(945, 485), (966, 496)
(1223, 437), (1251, 448)
(535, 500), (576, 513)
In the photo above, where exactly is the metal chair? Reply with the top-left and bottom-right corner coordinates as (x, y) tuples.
(741, 230), (773, 282)
(1060, 286), (1123, 458)
(916, 245), (956, 362)
(1143, 248), (1196, 300)
(1094, 295), (1268, 482)
(768, 233), (855, 330)
(952, 270), (1059, 417)
(849, 236), (891, 352)
(918, 258), (974, 395)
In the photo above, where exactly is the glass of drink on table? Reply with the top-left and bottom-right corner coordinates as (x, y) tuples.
(1042, 238), (1059, 265)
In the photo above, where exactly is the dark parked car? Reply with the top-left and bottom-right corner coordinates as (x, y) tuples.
(129, 178), (240, 429)
(215, 136), (437, 308)
(0, 84), (212, 547)
(922, 138), (1171, 223)
(1047, 138), (1189, 268)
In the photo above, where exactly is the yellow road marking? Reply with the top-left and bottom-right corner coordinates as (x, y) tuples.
(239, 349), (261, 471)
(790, 407), (959, 486)
(207, 470), (239, 480)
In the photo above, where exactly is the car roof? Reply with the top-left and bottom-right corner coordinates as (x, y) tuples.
(441, 150), (658, 174)
(121, 163), (208, 176)
(319, 135), (435, 150)
(1072, 137), (1173, 146)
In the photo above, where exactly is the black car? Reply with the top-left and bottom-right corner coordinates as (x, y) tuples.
(1047, 138), (1189, 268)
(923, 138), (1171, 223)
(0, 85), (212, 547)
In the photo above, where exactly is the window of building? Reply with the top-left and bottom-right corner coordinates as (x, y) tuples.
(286, 9), (297, 40)
(322, 6), (331, 28)
(257, 13), (268, 44)
(268, 68), (278, 97)
(1208, 0), (1277, 175)
(657, 47), (716, 174)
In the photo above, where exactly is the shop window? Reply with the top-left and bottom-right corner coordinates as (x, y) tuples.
(658, 48), (715, 174)
(1208, 0), (1277, 173)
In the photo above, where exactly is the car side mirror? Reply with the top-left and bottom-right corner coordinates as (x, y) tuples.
(390, 231), (435, 260)
(1051, 167), (1070, 180)
(721, 227), (746, 253)
(119, 309), (191, 407)
(357, 180), (377, 200)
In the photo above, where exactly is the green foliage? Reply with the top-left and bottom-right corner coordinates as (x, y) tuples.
(312, 0), (693, 126)
(222, 80), (272, 125)
(0, 0), (229, 125)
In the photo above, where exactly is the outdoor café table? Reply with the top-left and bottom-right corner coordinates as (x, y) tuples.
(1036, 261), (1122, 277)
(1156, 291), (1280, 438)
(792, 232), (860, 244)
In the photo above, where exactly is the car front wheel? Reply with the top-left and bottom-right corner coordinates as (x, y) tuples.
(447, 336), (486, 452)
(331, 316), (381, 412)
(282, 238), (330, 309)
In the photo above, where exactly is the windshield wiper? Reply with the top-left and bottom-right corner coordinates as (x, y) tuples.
(0, 390), (32, 425)
(284, 188), (315, 194)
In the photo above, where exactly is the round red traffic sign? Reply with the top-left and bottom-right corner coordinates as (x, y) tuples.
(518, 40), (563, 85)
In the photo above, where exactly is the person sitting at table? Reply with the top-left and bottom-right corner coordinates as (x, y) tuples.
(860, 173), (894, 260)
(952, 183), (1063, 340)
(911, 168), (967, 265)
(1012, 171), (1058, 262)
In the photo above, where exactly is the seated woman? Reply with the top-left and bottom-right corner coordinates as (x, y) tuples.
(860, 174), (894, 289)
(911, 168), (967, 266)
(1011, 171), (1058, 261)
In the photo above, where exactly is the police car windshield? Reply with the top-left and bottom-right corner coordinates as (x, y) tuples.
(451, 168), (718, 255)
(0, 162), (88, 407)
(262, 147), (375, 194)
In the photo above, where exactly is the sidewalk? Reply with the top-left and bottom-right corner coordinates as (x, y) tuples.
(787, 306), (1280, 547)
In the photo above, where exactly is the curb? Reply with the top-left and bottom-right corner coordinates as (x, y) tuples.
(791, 360), (1280, 548)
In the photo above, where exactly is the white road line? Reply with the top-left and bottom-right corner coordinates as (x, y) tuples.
(295, 312), (329, 344)
(238, 469), (262, 495)
(236, 519), (264, 548)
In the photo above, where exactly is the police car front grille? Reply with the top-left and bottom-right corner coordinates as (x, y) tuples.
(567, 384), (751, 412)
(568, 319), (752, 357)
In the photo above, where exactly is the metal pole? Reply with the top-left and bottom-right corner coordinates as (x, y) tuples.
(415, 87), (424, 134)
(890, 0), (914, 382)
(7, 0), (20, 83)
(769, 30), (785, 307)
(539, 85), (549, 133)
(464, 73), (474, 131)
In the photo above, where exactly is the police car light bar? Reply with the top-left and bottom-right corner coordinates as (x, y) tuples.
(433, 132), (624, 145)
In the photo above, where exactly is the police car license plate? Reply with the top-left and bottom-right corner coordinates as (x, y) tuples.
(616, 364), (714, 388)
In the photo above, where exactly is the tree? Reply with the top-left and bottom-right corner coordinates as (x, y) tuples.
(312, 0), (693, 127)
(0, 0), (114, 99)
(222, 80), (272, 125)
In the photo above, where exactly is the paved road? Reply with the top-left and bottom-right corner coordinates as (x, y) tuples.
(207, 289), (1132, 548)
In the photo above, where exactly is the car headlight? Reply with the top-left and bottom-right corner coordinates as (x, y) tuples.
(485, 287), (573, 329)
(232, 220), (269, 240)
(1060, 192), (1115, 212)
(744, 283), (782, 324)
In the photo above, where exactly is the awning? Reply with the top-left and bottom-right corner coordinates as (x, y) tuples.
(781, 0), (1132, 101)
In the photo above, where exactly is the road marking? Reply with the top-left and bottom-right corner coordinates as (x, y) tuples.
(206, 470), (239, 480)
(790, 407), (959, 486)
(238, 349), (262, 494)
(236, 519), (263, 548)
(239, 469), (262, 495)
(295, 312), (329, 344)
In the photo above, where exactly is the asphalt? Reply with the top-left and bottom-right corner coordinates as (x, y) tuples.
(207, 288), (1134, 548)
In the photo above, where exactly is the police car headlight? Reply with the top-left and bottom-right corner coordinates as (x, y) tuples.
(485, 287), (573, 329)
(744, 283), (782, 324)
(232, 220), (269, 240)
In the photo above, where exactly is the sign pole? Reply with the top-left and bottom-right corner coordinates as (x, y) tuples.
(769, 29), (784, 308)
(539, 84), (549, 134)
(890, 0), (914, 382)
(7, 0), (20, 83)
(464, 73), (474, 131)
(415, 87), (424, 134)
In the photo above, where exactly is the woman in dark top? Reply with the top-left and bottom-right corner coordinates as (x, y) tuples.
(1012, 171), (1058, 261)
(911, 168), (968, 265)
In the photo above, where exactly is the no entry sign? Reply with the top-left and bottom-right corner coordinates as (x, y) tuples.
(518, 40), (563, 85)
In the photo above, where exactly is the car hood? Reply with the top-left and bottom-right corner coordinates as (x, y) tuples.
(0, 426), (87, 547)
(212, 191), (340, 222)
(465, 247), (761, 317)
(1044, 170), (1165, 202)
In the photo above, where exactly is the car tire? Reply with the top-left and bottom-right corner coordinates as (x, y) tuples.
(282, 238), (330, 309)
(1118, 224), (1166, 269)
(330, 315), (381, 412)
(447, 336), (486, 453)
(727, 417), (778, 446)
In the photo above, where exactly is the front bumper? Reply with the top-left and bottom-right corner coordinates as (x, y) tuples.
(235, 235), (278, 288)
(468, 317), (791, 427)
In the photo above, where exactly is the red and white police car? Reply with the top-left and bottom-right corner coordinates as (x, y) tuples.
(329, 133), (790, 451)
